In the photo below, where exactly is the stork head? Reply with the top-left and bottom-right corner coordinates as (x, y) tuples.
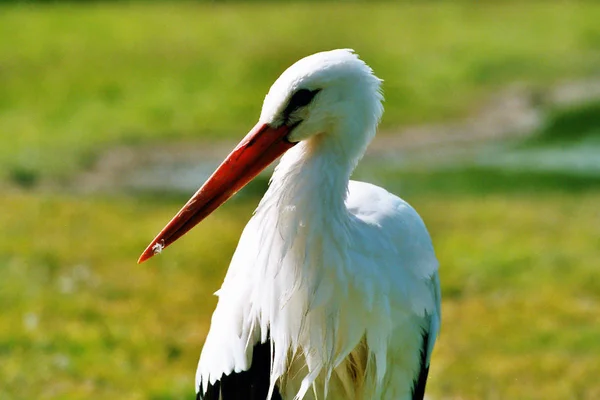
(262, 49), (383, 157)
(138, 49), (383, 263)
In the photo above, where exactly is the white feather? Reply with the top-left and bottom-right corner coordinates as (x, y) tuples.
(196, 49), (440, 400)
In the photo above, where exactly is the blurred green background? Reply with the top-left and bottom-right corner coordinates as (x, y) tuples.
(1, 1), (599, 399)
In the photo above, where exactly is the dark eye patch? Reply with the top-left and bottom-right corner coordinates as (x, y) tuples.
(281, 88), (321, 124)
(289, 89), (320, 109)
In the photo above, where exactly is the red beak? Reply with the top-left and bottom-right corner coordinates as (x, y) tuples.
(138, 122), (295, 263)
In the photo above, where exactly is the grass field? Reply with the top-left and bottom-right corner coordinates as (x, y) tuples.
(2, 1), (600, 399)
(1, 1), (599, 181)
(2, 190), (599, 399)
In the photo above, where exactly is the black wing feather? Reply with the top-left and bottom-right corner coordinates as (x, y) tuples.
(411, 330), (431, 400)
(197, 338), (282, 400)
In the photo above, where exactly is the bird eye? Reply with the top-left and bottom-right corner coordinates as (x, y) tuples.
(282, 88), (321, 124)
(289, 89), (320, 109)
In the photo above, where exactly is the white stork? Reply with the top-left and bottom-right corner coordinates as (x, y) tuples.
(139, 49), (441, 400)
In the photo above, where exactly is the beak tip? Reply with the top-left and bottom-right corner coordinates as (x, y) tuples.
(137, 251), (151, 264)
(138, 238), (167, 264)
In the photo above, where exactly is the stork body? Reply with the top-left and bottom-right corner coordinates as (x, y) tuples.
(139, 50), (441, 400)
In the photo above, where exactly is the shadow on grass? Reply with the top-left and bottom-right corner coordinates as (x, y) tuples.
(377, 167), (600, 197)
(525, 101), (600, 146)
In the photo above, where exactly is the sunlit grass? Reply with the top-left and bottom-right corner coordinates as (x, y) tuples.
(421, 193), (600, 399)
(1, 1), (599, 180)
(1, 190), (599, 399)
(0, 193), (251, 399)
(2, 2), (600, 399)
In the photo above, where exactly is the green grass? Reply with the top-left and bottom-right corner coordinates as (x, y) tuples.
(1, 1), (599, 180)
(0, 193), (249, 400)
(2, 2), (600, 399)
(1, 190), (599, 399)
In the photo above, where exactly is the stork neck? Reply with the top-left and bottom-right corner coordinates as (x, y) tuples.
(264, 137), (353, 225)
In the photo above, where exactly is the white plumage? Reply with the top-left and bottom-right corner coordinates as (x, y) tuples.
(140, 49), (441, 400)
